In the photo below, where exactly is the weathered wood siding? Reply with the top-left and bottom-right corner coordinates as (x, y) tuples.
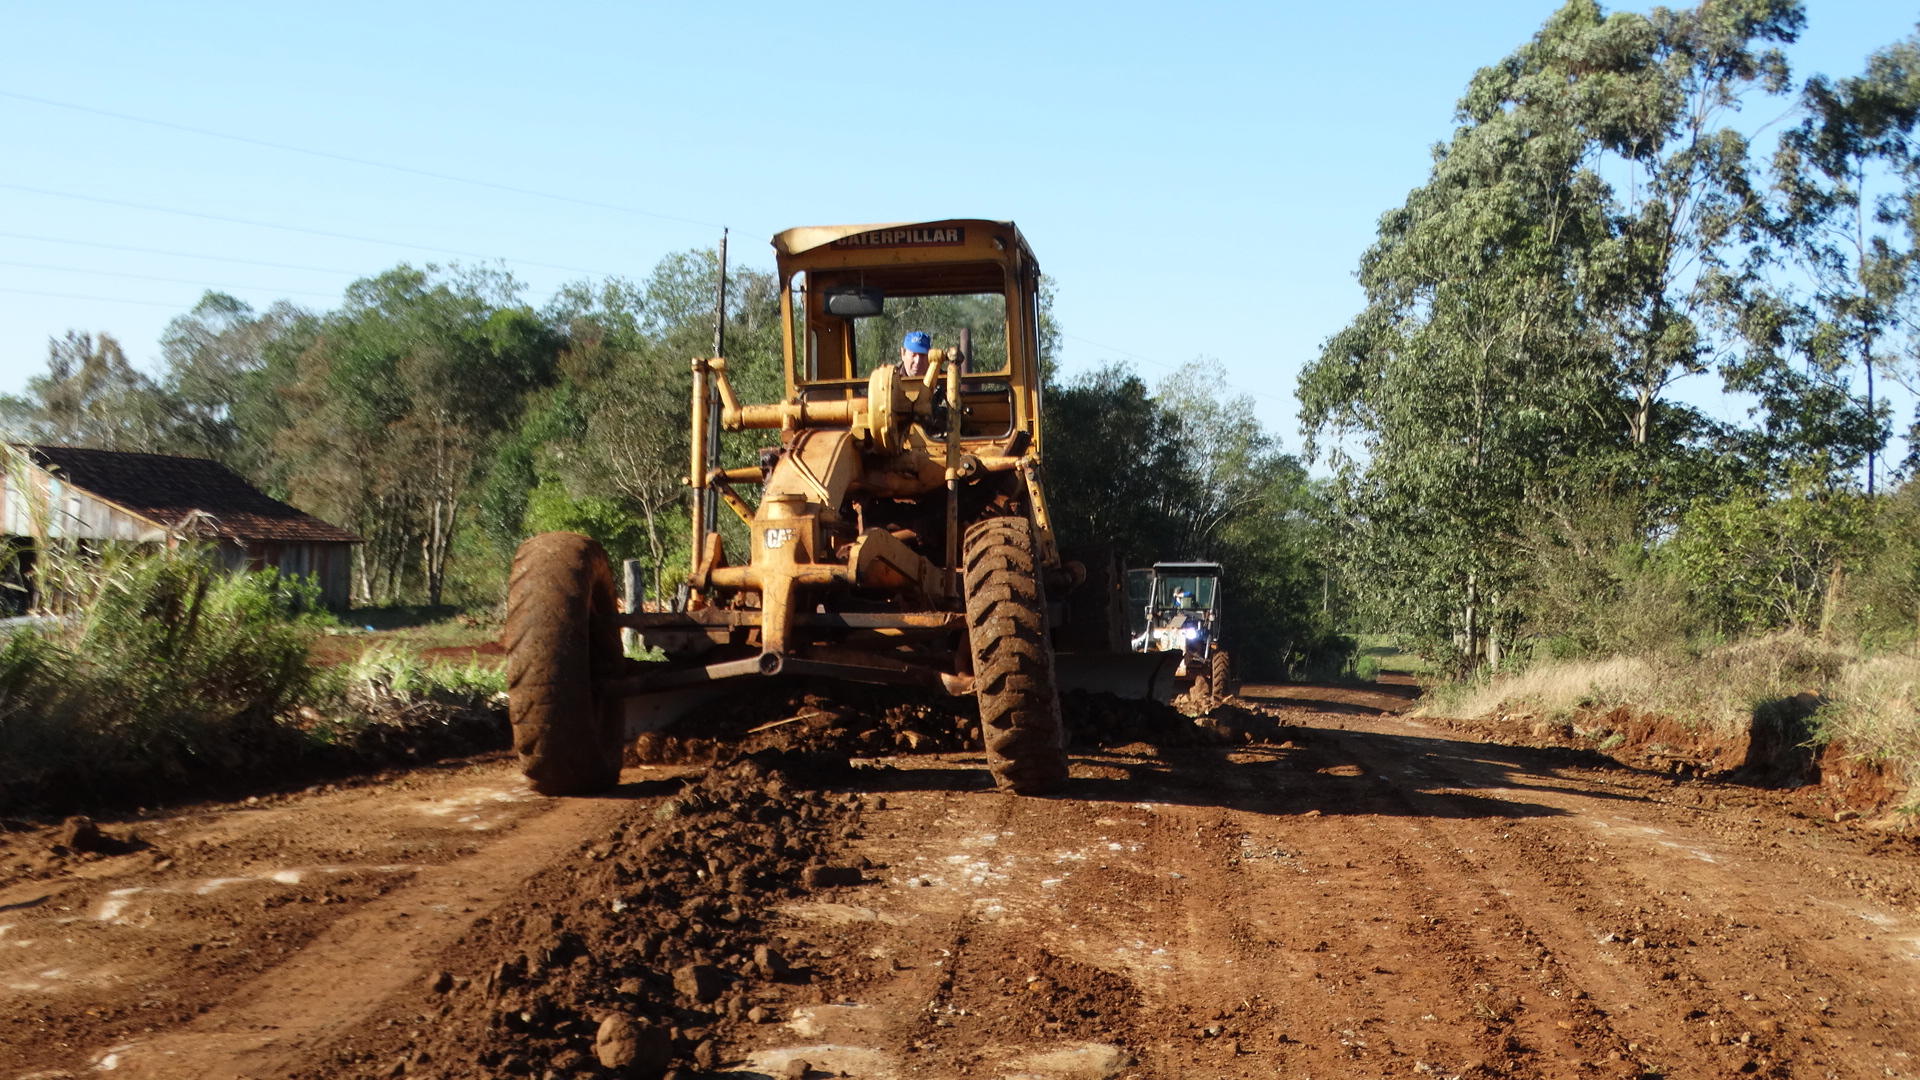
(3, 471), (167, 542)
(218, 540), (353, 610)
(5, 465), (355, 610)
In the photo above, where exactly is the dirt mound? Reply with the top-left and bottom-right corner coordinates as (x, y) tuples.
(1063, 691), (1298, 748)
(632, 683), (981, 765)
(1434, 700), (1915, 818)
(288, 754), (860, 1080)
(633, 684), (1301, 767)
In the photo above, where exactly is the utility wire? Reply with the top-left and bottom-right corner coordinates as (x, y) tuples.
(0, 181), (617, 277)
(0, 89), (731, 231)
(0, 230), (357, 276)
(0, 258), (337, 299)
(0, 286), (210, 309)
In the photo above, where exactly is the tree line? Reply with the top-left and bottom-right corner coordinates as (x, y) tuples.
(1300, 0), (1920, 672)
(2, 255), (1337, 675)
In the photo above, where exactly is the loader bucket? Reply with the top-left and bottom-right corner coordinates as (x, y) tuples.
(1054, 650), (1184, 704)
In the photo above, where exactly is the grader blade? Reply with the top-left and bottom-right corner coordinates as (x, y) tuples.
(1054, 649), (1184, 704)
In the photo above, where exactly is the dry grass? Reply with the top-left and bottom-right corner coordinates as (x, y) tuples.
(1421, 633), (1852, 737)
(1423, 653), (1661, 725)
(1421, 633), (1919, 804)
(1813, 653), (1920, 775)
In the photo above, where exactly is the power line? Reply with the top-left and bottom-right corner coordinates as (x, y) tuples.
(0, 180), (619, 277)
(0, 230), (358, 276)
(0, 89), (730, 231)
(0, 258), (337, 299)
(1061, 331), (1294, 408)
(0, 286), (206, 309)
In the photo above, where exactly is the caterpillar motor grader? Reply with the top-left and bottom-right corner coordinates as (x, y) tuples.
(505, 219), (1178, 798)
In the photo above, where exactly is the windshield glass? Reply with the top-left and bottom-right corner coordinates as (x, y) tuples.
(851, 293), (1008, 376)
(1153, 573), (1217, 611)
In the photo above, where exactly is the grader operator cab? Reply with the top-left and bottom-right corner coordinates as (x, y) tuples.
(506, 219), (1175, 799)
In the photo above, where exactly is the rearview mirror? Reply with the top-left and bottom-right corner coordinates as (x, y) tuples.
(823, 285), (884, 318)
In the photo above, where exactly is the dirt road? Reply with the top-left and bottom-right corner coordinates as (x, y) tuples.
(4, 683), (1917, 1079)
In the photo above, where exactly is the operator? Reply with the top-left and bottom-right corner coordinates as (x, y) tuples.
(897, 330), (932, 378)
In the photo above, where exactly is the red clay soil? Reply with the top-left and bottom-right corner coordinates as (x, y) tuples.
(1430, 697), (1911, 820)
(2, 681), (1917, 1079)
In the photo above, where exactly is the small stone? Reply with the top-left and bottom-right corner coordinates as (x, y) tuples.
(785, 1059), (812, 1080)
(802, 865), (862, 889)
(753, 944), (791, 980)
(57, 816), (107, 854)
(693, 1038), (718, 1070)
(594, 1013), (671, 1077)
(427, 971), (454, 994)
(1833, 809), (1860, 822)
(673, 962), (727, 1003)
(748, 1005), (773, 1023)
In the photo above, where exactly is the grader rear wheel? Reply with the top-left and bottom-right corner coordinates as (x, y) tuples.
(506, 532), (626, 796)
(963, 516), (1070, 795)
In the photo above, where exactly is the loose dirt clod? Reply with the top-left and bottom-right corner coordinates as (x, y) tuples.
(629, 683), (1299, 770)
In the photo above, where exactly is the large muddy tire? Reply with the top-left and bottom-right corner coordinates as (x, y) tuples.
(1210, 649), (1234, 698)
(507, 532), (626, 796)
(963, 516), (1070, 795)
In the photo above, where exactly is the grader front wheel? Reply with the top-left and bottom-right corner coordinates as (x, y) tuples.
(963, 516), (1070, 795)
(506, 532), (626, 796)
(1211, 649), (1235, 698)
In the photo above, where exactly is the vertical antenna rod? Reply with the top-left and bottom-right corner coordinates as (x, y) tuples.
(704, 230), (728, 538)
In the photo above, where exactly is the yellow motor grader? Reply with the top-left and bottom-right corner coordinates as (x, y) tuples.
(505, 219), (1177, 797)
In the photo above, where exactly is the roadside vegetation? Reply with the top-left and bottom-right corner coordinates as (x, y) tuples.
(1303, 1), (1920, 801)
(0, 542), (509, 811)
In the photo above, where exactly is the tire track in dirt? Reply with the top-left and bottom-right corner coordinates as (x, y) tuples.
(728, 699), (1918, 1079)
(0, 759), (679, 1080)
(95, 792), (634, 1080)
(1312, 716), (1920, 1079)
(9, 684), (1918, 1080)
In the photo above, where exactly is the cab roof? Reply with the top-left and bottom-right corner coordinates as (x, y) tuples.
(772, 218), (1030, 259)
(1152, 562), (1223, 573)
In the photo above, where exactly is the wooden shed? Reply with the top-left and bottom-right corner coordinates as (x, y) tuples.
(2, 445), (362, 610)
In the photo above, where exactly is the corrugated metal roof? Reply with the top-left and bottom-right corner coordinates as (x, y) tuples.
(19, 446), (362, 544)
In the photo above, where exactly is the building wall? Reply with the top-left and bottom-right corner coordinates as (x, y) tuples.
(4, 465), (355, 611)
(3, 471), (167, 542)
(225, 540), (353, 611)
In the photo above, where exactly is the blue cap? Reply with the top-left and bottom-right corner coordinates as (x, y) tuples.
(903, 330), (931, 354)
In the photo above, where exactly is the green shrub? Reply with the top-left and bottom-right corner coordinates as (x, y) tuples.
(0, 543), (320, 803)
(344, 647), (507, 706)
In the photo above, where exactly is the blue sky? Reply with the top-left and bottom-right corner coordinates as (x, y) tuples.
(1, 1), (1914, 452)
